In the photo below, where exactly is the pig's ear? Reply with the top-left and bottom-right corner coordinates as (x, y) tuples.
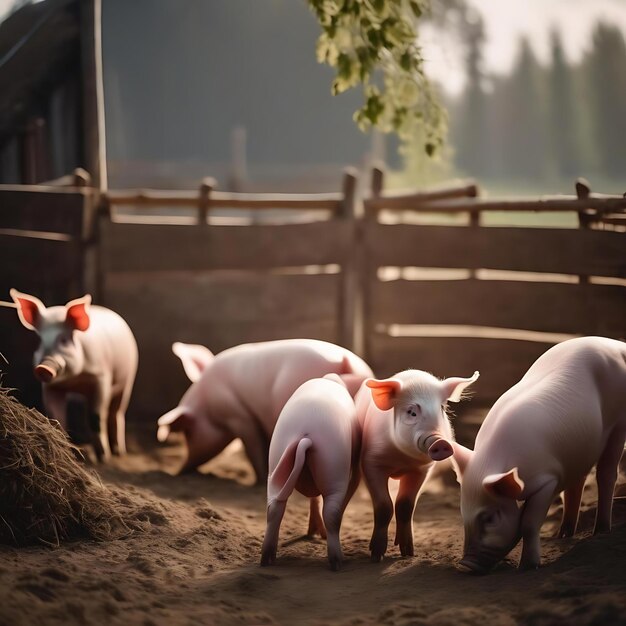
(172, 342), (214, 383)
(10, 289), (45, 331)
(366, 378), (402, 411)
(441, 371), (480, 403)
(483, 468), (525, 500)
(65, 295), (92, 331)
(451, 442), (474, 479)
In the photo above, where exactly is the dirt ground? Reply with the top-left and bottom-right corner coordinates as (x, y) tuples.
(1, 417), (625, 626)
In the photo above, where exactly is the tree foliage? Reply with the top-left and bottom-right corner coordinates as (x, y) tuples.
(307, 0), (446, 155)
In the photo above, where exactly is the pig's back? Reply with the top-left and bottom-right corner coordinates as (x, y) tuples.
(214, 339), (370, 431)
(475, 337), (626, 480)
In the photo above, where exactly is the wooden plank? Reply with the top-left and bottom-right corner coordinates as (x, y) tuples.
(366, 195), (626, 213)
(0, 234), (82, 294)
(0, 189), (88, 236)
(80, 0), (107, 190)
(104, 189), (343, 211)
(101, 220), (351, 272)
(369, 279), (626, 337)
(367, 335), (552, 403)
(365, 181), (479, 213)
(103, 272), (341, 326)
(365, 223), (626, 278)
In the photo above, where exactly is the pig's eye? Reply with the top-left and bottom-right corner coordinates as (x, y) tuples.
(59, 336), (70, 346)
(402, 405), (420, 424)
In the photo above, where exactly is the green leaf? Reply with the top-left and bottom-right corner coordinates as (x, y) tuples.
(409, 1), (422, 18)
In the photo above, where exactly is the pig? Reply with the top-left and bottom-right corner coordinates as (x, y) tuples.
(260, 373), (361, 570)
(357, 369), (480, 562)
(157, 339), (373, 483)
(11, 289), (138, 461)
(451, 336), (626, 574)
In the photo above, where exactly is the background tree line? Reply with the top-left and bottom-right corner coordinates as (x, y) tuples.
(448, 20), (626, 186)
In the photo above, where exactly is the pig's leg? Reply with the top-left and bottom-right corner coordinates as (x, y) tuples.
(107, 391), (125, 456)
(519, 478), (558, 570)
(394, 470), (428, 557)
(594, 427), (626, 534)
(237, 419), (270, 486)
(42, 386), (68, 431)
(261, 499), (287, 566)
(557, 475), (586, 538)
(93, 376), (113, 462)
(322, 491), (346, 571)
(363, 464), (393, 562)
(307, 497), (327, 539)
(341, 465), (361, 513)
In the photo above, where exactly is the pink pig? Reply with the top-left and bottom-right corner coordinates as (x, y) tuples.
(157, 339), (373, 483)
(11, 289), (138, 460)
(261, 374), (361, 570)
(452, 336), (626, 574)
(357, 369), (480, 562)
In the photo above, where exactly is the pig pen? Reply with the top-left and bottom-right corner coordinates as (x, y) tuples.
(1, 426), (625, 626)
(1, 172), (626, 625)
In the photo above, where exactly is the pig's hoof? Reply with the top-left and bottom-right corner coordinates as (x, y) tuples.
(518, 560), (540, 571)
(557, 524), (575, 538)
(328, 557), (342, 571)
(260, 549), (277, 567)
(399, 545), (414, 557)
(370, 551), (385, 563)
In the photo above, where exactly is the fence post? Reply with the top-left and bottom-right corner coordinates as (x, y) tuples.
(576, 178), (593, 285)
(338, 168), (359, 352)
(198, 177), (216, 225)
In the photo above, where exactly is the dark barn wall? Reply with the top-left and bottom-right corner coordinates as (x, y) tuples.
(102, 0), (378, 188)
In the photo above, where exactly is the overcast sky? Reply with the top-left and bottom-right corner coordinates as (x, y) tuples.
(423, 0), (626, 94)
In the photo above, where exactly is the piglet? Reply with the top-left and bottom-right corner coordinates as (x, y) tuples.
(157, 339), (373, 483)
(452, 336), (626, 573)
(261, 373), (361, 570)
(357, 369), (479, 562)
(11, 289), (138, 460)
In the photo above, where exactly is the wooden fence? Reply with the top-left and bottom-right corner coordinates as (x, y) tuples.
(100, 171), (360, 419)
(362, 169), (626, 401)
(1, 167), (624, 419)
(0, 170), (96, 407)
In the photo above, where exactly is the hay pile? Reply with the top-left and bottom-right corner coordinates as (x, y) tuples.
(0, 387), (134, 546)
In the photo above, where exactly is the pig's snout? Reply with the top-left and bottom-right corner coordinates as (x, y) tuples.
(420, 434), (453, 460)
(427, 438), (453, 461)
(35, 358), (61, 383)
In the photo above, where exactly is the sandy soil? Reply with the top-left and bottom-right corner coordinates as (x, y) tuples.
(1, 418), (625, 626)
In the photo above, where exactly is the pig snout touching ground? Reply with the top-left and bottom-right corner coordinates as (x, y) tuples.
(260, 374), (361, 570)
(357, 369), (479, 562)
(452, 336), (626, 574)
(11, 289), (138, 461)
(157, 339), (373, 484)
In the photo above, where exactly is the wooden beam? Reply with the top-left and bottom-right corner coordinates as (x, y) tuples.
(80, 0), (107, 191)
(103, 188), (344, 211)
(101, 220), (352, 272)
(369, 279), (626, 337)
(364, 223), (626, 278)
(366, 194), (626, 214)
